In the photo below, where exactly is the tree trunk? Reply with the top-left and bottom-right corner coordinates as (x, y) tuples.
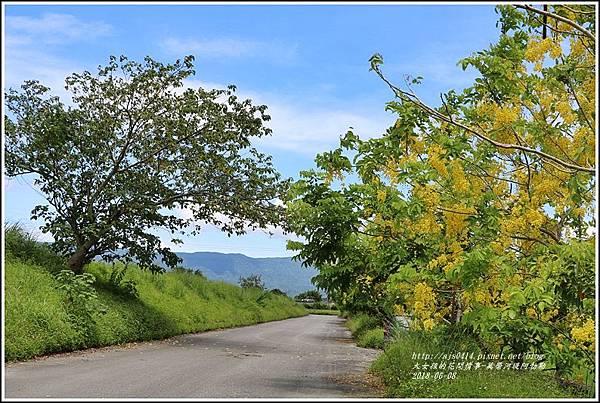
(67, 239), (96, 274)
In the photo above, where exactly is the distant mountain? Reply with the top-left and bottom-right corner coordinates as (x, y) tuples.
(174, 251), (318, 297)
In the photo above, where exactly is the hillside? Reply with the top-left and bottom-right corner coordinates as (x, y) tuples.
(173, 252), (318, 297)
(4, 227), (307, 362)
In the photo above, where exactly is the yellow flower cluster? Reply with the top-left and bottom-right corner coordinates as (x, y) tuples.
(493, 105), (521, 128)
(523, 208), (546, 228)
(383, 158), (399, 184)
(541, 308), (559, 322)
(534, 177), (558, 199)
(414, 184), (441, 209)
(413, 282), (436, 322)
(538, 92), (554, 113)
(524, 37), (558, 62)
(449, 162), (469, 194)
(446, 240), (464, 255)
(570, 37), (585, 57)
(443, 210), (468, 238)
(490, 237), (511, 254)
(412, 213), (442, 235)
(555, 100), (576, 124)
(427, 253), (448, 270)
(428, 145), (448, 177)
(571, 319), (595, 352)
(473, 289), (490, 305)
(423, 319), (435, 331)
(501, 205), (546, 237)
(411, 138), (425, 154)
(571, 319), (595, 344)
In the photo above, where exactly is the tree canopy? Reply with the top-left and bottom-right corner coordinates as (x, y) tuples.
(5, 55), (287, 273)
(286, 4), (595, 377)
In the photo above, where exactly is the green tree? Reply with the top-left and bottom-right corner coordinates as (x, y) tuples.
(286, 4), (595, 376)
(5, 55), (287, 274)
(239, 274), (266, 290)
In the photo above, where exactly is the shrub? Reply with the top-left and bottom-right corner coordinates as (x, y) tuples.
(54, 269), (107, 342)
(108, 263), (139, 298)
(347, 313), (381, 338)
(239, 273), (266, 290)
(358, 327), (384, 349)
(370, 329), (585, 398)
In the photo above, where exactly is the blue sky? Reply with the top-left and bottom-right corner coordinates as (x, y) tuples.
(3, 3), (502, 257)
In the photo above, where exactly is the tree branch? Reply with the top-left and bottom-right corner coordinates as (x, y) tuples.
(514, 4), (595, 41)
(372, 65), (595, 174)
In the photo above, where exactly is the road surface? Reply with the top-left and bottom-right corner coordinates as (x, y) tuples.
(5, 314), (381, 398)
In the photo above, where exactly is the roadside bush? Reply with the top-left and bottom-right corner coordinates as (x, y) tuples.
(347, 313), (381, 338)
(370, 329), (585, 398)
(358, 327), (384, 349)
(54, 269), (107, 343)
(108, 263), (139, 298)
(239, 273), (266, 290)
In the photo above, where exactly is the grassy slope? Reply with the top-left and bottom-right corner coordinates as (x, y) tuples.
(5, 259), (307, 362)
(338, 312), (585, 398)
(370, 329), (586, 398)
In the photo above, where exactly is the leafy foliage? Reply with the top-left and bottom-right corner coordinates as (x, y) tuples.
(286, 4), (596, 381)
(5, 55), (287, 273)
(108, 262), (139, 298)
(238, 273), (266, 290)
(54, 269), (107, 340)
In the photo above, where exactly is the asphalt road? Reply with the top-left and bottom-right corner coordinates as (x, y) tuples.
(5, 314), (381, 398)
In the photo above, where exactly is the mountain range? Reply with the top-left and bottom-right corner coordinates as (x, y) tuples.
(174, 251), (319, 297)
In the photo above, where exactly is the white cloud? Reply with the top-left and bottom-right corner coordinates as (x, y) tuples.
(255, 101), (394, 154)
(160, 37), (298, 63)
(383, 41), (481, 96)
(4, 14), (113, 100)
(5, 13), (113, 44)
(182, 78), (395, 155)
(4, 47), (76, 101)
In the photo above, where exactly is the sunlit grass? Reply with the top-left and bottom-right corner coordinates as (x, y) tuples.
(5, 257), (307, 362)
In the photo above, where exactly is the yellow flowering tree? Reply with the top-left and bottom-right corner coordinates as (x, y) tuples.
(286, 4), (595, 378)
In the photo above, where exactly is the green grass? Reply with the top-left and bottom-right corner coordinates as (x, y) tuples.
(370, 329), (588, 398)
(308, 309), (341, 315)
(357, 327), (384, 349)
(5, 256), (307, 362)
(344, 313), (385, 349)
(346, 313), (380, 337)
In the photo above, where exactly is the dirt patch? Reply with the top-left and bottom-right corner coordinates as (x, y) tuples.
(334, 337), (355, 344)
(327, 370), (387, 397)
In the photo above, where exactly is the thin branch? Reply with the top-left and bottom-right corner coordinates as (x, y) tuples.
(531, 15), (591, 40)
(437, 206), (476, 216)
(564, 79), (594, 133)
(558, 4), (596, 16)
(511, 234), (550, 247)
(514, 4), (595, 41)
(372, 65), (595, 174)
